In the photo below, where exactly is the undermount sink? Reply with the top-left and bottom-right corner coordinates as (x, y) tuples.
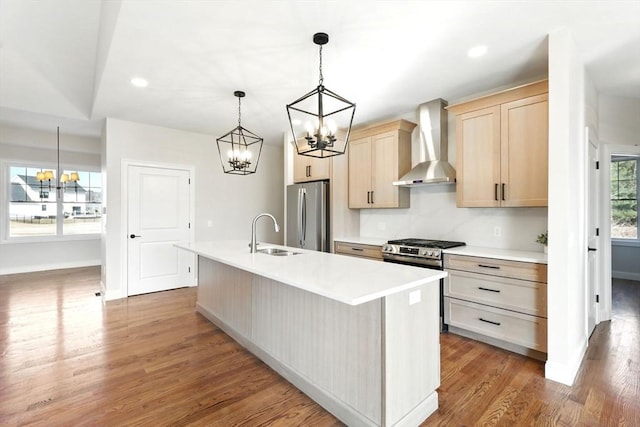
(257, 247), (301, 256)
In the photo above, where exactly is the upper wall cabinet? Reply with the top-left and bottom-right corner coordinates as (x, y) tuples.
(348, 119), (416, 209)
(448, 80), (548, 208)
(293, 142), (332, 183)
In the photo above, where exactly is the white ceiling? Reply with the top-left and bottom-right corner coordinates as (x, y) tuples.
(1, 0), (639, 144)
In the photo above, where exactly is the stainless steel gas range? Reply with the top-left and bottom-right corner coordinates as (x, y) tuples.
(382, 238), (466, 331)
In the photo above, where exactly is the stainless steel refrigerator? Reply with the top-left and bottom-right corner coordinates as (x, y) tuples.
(286, 180), (329, 252)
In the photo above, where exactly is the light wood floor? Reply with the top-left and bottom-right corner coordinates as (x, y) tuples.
(1, 268), (638, 426)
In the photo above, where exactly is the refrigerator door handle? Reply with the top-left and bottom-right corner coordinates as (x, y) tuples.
(301, 188), (307, 247)
(297, 188), (303, 247)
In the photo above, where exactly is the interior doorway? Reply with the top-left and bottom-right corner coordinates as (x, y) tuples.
(601, 144), (640, 322)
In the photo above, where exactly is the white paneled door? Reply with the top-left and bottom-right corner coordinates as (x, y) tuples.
(127, 165), (192, 296)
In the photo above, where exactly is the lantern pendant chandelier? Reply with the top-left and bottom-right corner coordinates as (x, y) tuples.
(287, 32), (356, 158)
(36, 126), (79, 197)
(217, 91), (263, 175)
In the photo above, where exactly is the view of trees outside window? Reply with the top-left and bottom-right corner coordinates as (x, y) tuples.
(611, 158), (638, 240)
(9, 166), (102, 238)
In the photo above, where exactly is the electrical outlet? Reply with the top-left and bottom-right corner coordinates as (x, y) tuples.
(493, 226), (502, 237)
(207, 220), (213, 227)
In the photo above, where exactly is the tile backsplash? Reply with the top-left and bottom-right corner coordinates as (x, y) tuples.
(360, 184), (548, 252)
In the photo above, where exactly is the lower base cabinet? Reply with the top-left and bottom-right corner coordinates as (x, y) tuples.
(444, 254), (548, 358)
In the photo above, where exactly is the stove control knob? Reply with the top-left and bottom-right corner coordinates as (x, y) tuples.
(427, 250), (434, 257)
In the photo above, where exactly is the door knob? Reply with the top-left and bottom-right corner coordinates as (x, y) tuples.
(130, 234), (142, 239)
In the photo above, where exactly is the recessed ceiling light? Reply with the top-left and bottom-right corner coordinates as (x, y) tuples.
(130, 77), (149, 88)
(467, 45), (488, 58)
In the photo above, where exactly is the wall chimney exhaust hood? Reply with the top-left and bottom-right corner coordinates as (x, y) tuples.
(393, 98), (456, 186)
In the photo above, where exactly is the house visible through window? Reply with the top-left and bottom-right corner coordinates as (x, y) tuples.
(8, 165), (102, 238)
(611, 156), (638, 240)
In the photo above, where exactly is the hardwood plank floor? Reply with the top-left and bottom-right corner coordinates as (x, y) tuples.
(1, 269), (638, 426)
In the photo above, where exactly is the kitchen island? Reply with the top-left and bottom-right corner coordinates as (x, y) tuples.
(176, 240), (446, 427)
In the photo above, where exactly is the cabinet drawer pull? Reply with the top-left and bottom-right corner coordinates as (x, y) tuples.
(478, 286), (501, 293)
(478, 264), (500, 269)
(351, 247), (364, 252)
(479, 318), (501, 326)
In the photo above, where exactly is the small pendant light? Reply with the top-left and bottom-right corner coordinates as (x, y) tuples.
(216, 91), (263, 175)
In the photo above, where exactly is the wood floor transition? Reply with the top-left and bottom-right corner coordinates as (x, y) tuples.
(1, 267), (638, 426)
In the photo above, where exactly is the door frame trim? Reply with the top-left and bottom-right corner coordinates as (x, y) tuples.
(121, 159), (196, 296)
(600, 143), (640, 322)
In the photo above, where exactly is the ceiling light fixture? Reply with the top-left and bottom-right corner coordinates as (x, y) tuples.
(467, 45), (488, 58)
(130, 77), (149, 87)
(216, 91), (263, 175)
(286, 32), (356, 158)
(36, 127), (80, 197)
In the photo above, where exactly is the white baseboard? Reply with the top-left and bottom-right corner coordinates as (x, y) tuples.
(545, 336), (588, 386)
(612, 270), (640, 281)
(0, 259), (101, 276)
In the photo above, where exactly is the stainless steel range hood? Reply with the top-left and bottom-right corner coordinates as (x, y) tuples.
(393, 98), (456, 186)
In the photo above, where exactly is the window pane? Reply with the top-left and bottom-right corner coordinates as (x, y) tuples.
(62, 169), (102, 235)
(9, 166), (58, 237)
(611, 159), (638, 240)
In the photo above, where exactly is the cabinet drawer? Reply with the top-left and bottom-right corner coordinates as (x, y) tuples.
(334, 242), (382, 260)
(444, 254), (547, 282)
(445, 297), (547, 352)
(444, 270), (547, 317)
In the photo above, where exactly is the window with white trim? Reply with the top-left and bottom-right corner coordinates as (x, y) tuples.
(8, 164), (102, 239)
(611, 156), (638, 241)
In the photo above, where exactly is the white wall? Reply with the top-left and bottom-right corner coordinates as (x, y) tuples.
(546, 29), (589, 386)
(102, 118), (283, 300)
(600, 95), (640, 146)
(0, 125), (101, 274)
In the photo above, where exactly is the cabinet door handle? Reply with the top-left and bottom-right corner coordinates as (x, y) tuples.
(371, 191), (374, 204)
(478, 286), (501, 293)
(502, 183), (506, 201)
(367, 191), (371, 204)
(478, 264), (500, 270)
(479, 318), (501, 326)
(494, 183), (499, 201)
(478, 264), (500, 269)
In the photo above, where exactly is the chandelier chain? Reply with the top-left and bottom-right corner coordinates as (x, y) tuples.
(318, 44), (324, 86)
(238, 96), (242, 128)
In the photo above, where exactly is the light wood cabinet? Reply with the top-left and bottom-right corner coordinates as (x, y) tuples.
(448, 80), (548, 208)
(334, 241), (382, 261)
(348, 119), (416, 209)
(293, 147), (331, 183)
(444, 253), (548, 358)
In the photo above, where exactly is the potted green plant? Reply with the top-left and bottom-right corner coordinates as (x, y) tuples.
(536, 231), (548, 253)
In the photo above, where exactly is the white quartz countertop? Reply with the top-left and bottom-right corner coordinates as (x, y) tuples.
(443, 245), (548, 264)
(177, 240), (446, 306)
(333, 236), (387, 246)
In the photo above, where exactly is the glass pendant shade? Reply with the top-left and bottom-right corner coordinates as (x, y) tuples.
(287, 32), (355, 159)
(216, 91), (263, 175)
